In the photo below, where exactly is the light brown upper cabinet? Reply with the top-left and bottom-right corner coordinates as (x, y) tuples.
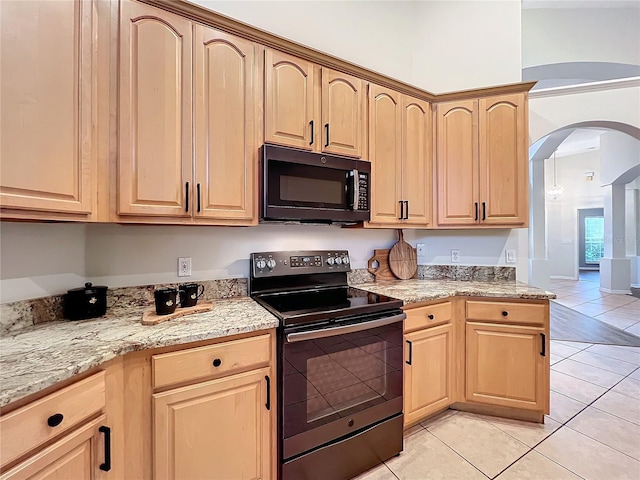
(435, 93), (528, 227)
(118, 1), (259, 224)
(368, 85), (432, 227)
(0, 0), (96, 220)
(265, 50), (365, 157)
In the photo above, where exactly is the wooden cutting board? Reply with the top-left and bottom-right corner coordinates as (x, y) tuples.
(142, 303), (213, 326)
(389, 229), (418, 280)
(367, 249), (397, 282)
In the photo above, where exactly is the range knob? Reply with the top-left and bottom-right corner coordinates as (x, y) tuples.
(335, 256), (343, 265)
(342, 255), (350, 265)
(266, 259), (276, 270)
(256, 259), (266, 269)
(326, 257), (335, 266)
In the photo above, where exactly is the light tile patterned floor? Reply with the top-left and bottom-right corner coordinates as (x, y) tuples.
(354, 277), (640, 480)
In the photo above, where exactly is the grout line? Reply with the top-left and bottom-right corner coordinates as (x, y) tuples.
(552, 354), (638, 376)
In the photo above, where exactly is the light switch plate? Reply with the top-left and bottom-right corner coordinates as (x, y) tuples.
(417, 243), (426, 257)
(506, 250), (516, 264)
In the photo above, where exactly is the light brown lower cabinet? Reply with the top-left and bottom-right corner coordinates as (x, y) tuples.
(1, 416), (106, 480)
(404, 323), (453, 426)
(153, 368), (272, 480)
(465, 322), (547, 411)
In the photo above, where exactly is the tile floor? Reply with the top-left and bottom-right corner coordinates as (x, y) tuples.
(354, 277), (640, 480)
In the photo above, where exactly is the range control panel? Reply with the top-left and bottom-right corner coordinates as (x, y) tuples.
(251, 250), (351, 278)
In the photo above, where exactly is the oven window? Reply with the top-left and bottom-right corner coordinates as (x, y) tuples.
(282, 321), (403, 439)
(267, 160), (348, 209)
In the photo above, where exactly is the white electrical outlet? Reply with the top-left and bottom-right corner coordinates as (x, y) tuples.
(451, 249), (460, 263)
(417, 243), (426, 257)
(178, 257), (192, 277)
(506, 250), (516, 264)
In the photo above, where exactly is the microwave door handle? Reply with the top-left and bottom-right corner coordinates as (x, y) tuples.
(350, 169), (359, 210)
(286, 313), (407, 343)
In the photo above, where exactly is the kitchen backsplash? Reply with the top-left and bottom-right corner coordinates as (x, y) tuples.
(2, 266), (515, 335)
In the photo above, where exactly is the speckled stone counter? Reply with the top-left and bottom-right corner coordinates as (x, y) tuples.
(355, 279), (556, 305)
(0, 297), (278, 407)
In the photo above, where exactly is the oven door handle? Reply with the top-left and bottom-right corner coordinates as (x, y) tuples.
(285, 313), (406, 343)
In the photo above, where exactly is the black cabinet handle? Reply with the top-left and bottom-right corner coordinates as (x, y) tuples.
(502, 311), (509, 317)
(309, 120), (314, 145)
(404, 200), (409, 219)
(212, 358), (222, 367)
(197, 183), (201, 213)
(99, 426), (111, 472)
(399, 200), (404, 220)
(540, 333), (546, 357)
(265, 375), (271, 410)
(406, 339), (413, 365)
(325, 123), (330, 147)
(474, 202), (478, 221)
(185, 182), (189, 212)
(47, 413), (64, 427)
(428, 314), (434, 320)
(482, 202), (486, 221)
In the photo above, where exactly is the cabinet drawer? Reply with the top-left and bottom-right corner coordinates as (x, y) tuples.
(0, 372), (105, 468)
(152, 334), (271, 389)
(404, 302), (452, 332)
(466, 301), (546, 326)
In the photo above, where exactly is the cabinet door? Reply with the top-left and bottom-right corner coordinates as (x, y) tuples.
(402, 96), (432, 226)
(264, 50), (316, 150)
(404, 324), (453, 426)
(435, 100), (479, 226)
(154, 368), (272, 480)
(368, 84), (402, 225)
(479, 93), (528, 226)
(466, 322), (546, 411)
(118, 1), (192, 217)
(194, 26), (257, 223)
(0, 0), (94, 216)
(321, 68), (364, 158)
(2, 417), (105, 480)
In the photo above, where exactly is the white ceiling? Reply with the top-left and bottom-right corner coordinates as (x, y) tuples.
(554, 128), (608, 158)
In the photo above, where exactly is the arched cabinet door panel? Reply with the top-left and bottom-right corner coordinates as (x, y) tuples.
(194, 27), (257, 223)
(479, 93), (528, 226)
(118, 1), (192, 217)
(264, 49), (316, 150)
(435, 100), (479, 226)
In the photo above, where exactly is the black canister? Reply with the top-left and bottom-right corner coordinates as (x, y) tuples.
(64, 282), (108, 320)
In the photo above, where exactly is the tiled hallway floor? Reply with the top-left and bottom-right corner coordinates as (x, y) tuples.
(355, 342), (640, 480)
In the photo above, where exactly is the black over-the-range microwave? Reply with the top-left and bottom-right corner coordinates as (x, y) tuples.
(260, 144), (371, 224)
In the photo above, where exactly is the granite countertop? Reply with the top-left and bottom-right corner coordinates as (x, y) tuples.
(356, 279), (556, 305)
(0, 297), (279, 408)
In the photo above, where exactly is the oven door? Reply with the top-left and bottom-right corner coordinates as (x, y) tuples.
(261, 144), (370, 222)
(281, 311), (405, 461)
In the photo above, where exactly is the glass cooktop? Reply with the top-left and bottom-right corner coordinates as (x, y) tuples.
(254, 286), (403, 326)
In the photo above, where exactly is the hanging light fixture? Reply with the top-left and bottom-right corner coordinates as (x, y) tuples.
(546, 152), (565, 199)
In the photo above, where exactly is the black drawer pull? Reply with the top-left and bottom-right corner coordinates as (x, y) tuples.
(212, 358), (222, 367)
(47, 413), (64, 427)
(197, 183), (201, 213)
(474, 202), (478, 221)
(502, 311), (509, 317)
(325, 123), (330, 147)
(185, 182), (189, 212)
(399, 200), (404, 220)
(99, 426), (111, 472)
(265, 375), (271, 410)
(309, 120), (314, 145)
(482, 202), (486, 221)
(404, 200), (409, 220)
(406, 339), (413, 365)
(540, 333), (546, 357)
(428, 314), (434, 320)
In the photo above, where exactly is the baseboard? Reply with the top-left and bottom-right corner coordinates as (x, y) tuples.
(550, 275), (578, 280)
(600, 287), (632, 295)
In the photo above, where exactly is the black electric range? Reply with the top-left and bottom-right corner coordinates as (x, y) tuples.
(250, 250), (405, 480)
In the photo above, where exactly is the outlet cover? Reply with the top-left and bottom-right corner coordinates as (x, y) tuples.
(506, 250), (516, 264)
(417, 243), (426, 257)
(451, 249), (460, 263)
(178, 257), (192, 277)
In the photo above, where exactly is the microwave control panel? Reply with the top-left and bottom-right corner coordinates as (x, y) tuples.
(357, 173), (369, 211)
